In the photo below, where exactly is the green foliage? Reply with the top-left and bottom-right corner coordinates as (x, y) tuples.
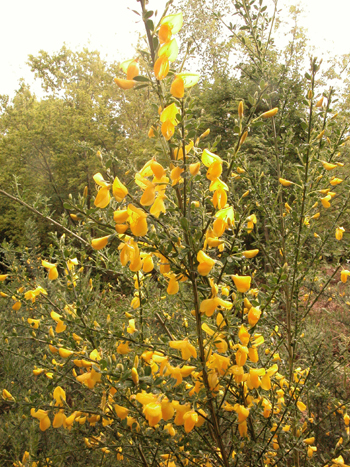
(1, 1), (350, 467)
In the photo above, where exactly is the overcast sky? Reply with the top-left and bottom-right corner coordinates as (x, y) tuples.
(1, 0), (349, 98)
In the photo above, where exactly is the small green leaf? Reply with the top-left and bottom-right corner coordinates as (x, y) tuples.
(180, 217), (189, 230)
(146, 19), (154, 31)
(133, 75), (150, 82)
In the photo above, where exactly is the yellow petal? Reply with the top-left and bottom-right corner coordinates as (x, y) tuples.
(242, 249), (259, 258)
(48, 266), (58, 281)
(160, 12), (183, 35)
(154, 55), (170, 80)
(91, 236), (110, 250)
(94, 186), (111, 208)
(93, 172), (108, 187)
(140, 185), (156, 206)
(261, 108), (278, 118)
(189, 162), (200, 176)
(160, 103), (180, 125)
(167, 277), (179, 295)
(161, 120), (175, 140)
(112, 177), (128, 202)
(232, 275), (251, 293)
(114, 77), (136, 89)
(176, 72), (200, 88)
(113, 209), (129, 223)
(171, 76), (184, 98)
(322, 161), (337, 170)
(279, 178), (293, 187)
(126, 60), (139, 80)
(201, 149), (222, 167)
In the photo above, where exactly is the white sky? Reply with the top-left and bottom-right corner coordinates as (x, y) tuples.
(1, 0), (350, 98)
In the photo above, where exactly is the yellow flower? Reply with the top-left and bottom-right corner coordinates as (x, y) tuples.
(297, 401), (307, 412)
(169, 339), (197, 360)
(114, 209), (129, 223)
(341, 270), (350, 283)
(11, 299), (20, 310)
(321, 161), (337, 170)
(197, 250), (215, 276)
(94, 185), (111, 208)
(158, 12), (183, 44)
(279, 178), (293, 187)
(114, 59), (139, 90)
(131, 295), (140, 309)
(51, 311), (67, 333)
(142, 254), (154, 273)
(127, 204), (148, 237)
(261, 108), (278, 118)
(112, 176), (128, 202)
(127, 319), (137, 334)
(120, 58), (139, 80)
(247, 306), (261, 326)
(212, 188), (227, 209)
(67, 258), (78, 271)
(59, 348), (74, 359)
(303, 437), (315, 445)
(201, 149), (223, 179)
(144, 402), (162, 427)
(91, 235), (110, 250)
(238, 101), (244, 118)
(200, 297), (232, 317)
(24, 286), (47, 303)
(285, 202), (292, 213)
(114, 77), (137, 89)
(42, 260), (58, 281)
(117, 341), (131, 355)
(330, 177), (343, 186)
(336, 227), (345, 240)
(31, 408), (51, 431)
(160, 120), (174, 140)
(53, 386), (66, 406)
(2, 389), (15, 401)
(28, 318), (40, 329)
(232, 275), (251, 293)
(247, 214), (257, 233)
(170, 75), (184, 98)
(154, 55), (170, 81)
(154, 39), (179, 80)
(189, 162), (200, 176)
(114, 404), (129, 420)
(0, 274), (8, 281)
(331, 455), (350, 466)
(160, 103), (179, 125)
(171, 166), (184, 186)
(174, 140), (193, 160)
(321, 195), (331, 208)
(53, 410), (66, 428)
(215, 206), (235, 226)
(238, 324), (250, 346)
(131, 367), (139, 385)
(316, 96), (324, 107)
(167, 274), (179, 295)
(160, 103), (180, 139)
(183, 410), (198, 433)
(170, 73), (199, 98)
(242, 249), (259, 258)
